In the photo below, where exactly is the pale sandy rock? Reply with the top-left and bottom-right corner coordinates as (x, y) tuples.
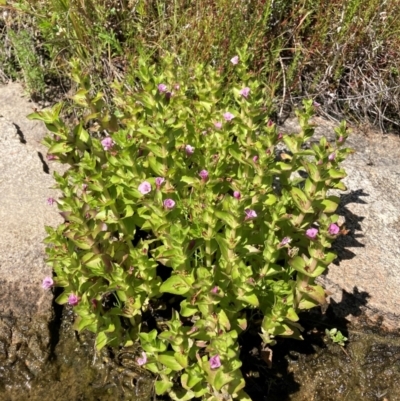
(281, 116), (400, 330)
(0, 82), (63, 320)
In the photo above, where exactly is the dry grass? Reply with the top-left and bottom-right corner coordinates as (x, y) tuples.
(1, 0), (400, 131)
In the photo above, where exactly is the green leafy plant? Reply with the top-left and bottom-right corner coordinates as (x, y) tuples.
(32, 49), (352, 400)
(325, 328), (348, 347)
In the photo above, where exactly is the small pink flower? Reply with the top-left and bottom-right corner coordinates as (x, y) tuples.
(137, 351), (147, 366)
(328, 152), (336, 161)
(209, 355), (221, 369)
(277, 132), (283, 141)
(223, 112), (235, 122)
(306, 228), (318, 239)
(214, 121), (222, 129)
(233, 191), (241, 199)
(313, 101), (321, 107)
(230, 55), (239, 65)
(101, 223), (108, 232)
(174, 84), (180, 91)
(328, 223), (340, 235)
(101, 137), (114, 151)
(155, 177), (165, 188)
(68, 294), (79, 306)
(338, 136), (344, 143)
(164, 199), (176, 209)
(185, 145), (195, 155)
(252, 155), (258, 163)
(158, 84), (167, 93)
(47, 197), (56, 206)
(279, 237), (292, 246)
(199, 170), (209, 181)
(42, 277), (54, 290)
(47, 154), (56, 161)
(267, 120), (274, 127)
(245, 209), (257, 220)
(165, 91), (174, 99)
(82, 183), (88, 191)
(239, 87), (250, 98)
(138, 181), (152, 195)
(211, 286), (219, 294)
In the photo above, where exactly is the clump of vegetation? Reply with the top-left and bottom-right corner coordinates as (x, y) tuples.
(326, 328), (348, 347)
(34, 51), (352, 400)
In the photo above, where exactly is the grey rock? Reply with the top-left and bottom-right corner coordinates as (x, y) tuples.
(0, 83), (64, 392)
(0, 115), (62, 319)
(0, 82), (63, 319)
(281, 116), (400, 330)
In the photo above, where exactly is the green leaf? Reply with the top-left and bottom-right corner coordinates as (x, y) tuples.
(160, 275), (192, 295)
(180, 299), (198, 317)
(174, 352), (188, 368)
(148, 156), (165, 176)
(298, 284), (326, 304)
(298, 295), (321, 310)
(181, 176), (197, 185)
(155, 379), (173, 395)
(55, 291), (69, 305)
(48, 142), (74, 154)
(75, 124), (90, 143)
(316, 196), (340, 213)
(214, 210), (239, 229)
(332, 181), (347, 191)
(139, 329), (158, 344)
(215, 234), (230, 261)
(328, 168), (347, 179)
(264, 194), (277, 205)
(137, 126), (157, 139)
(75, 315), (97, 332)
(291, 187), (311, 213)
(286, 307), (299, 322)
(95, 331), (108, 351)
(289, 256), (325, 277)
(84, 254), (104, 269)
(214, 369), (234, 391)
(158, 352), (184, 371)
(199, 101), (212, 112)
(288, 256), (305, 271)
(229, 147), (243, 163)
(282, 135), (299, 153)
(181, 368), (204, 389)
(217, 309), (231, 331)
(303, 161), (321, 182)
(69, 238), (93, 250)
(237, 292), (259, 307)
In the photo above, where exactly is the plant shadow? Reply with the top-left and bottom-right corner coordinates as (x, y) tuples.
(329, 188), (369, 266)
(240, 287), (370, 401)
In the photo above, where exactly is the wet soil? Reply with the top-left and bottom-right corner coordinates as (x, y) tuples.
(0, 306), (154, 401)
(241, 307), (400, 401)
(2, 300), (400, 401)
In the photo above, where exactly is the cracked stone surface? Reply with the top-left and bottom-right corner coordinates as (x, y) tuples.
(0, 82), (62, 320)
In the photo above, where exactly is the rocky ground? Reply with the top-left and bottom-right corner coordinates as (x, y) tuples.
(1, 81), (400, 400)
(281, 116), (400, 331)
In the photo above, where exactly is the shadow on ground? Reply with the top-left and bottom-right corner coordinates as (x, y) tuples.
(240, 287), (370, 401)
